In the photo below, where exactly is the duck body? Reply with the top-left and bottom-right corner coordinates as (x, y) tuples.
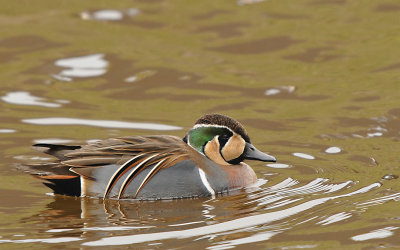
(24, 114), (276, 200)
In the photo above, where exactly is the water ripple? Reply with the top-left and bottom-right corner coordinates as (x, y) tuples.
(207, 231), (280, 250)
(82, 182), (381, 246)
(247, 178), (353, 208)
(317, 212), (352, 225)
(357, 193), (400, 208)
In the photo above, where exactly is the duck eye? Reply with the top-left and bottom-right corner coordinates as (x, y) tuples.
(218, 134), (230, 146)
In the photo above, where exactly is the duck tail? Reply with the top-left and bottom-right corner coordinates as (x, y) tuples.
(42, 176), (81, 197)
(17, 162), (81, 196)
(18, 143), (83, 196)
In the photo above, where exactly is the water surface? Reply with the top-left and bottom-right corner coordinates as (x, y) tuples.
(1, 0), (400, 249)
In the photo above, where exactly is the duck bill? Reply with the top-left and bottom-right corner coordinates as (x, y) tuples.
(243, 142), (276, 162)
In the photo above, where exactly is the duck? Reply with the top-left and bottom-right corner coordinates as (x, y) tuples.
(24, 114), (276, 200)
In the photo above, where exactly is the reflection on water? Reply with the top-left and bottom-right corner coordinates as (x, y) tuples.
(1, 0), (400, 249)
(71, 179), (385, 247)
(381, 174), (399, 181)
(325, 146), (341, 154)
(265, 86), (296, 96)
(52, 54), (108, 80)
(1, 175), (399, 248)
(0, 237), (82, 244)
(351, 227), (399, 241)
(266, 163), (292, 169)
(357, 193), (400, 208)
(0, 129), (16, 133)
(82, 10), (123, 21)
(292, 152), (315, 160)
(124, 70), (156, 83)
(316, 212), (352, 226)
(22, 117), (182, 130)
(33, 138), (74, 144)
(237, 0), (269, 5)
(1, 91), (69, 108)
(81, 8), (140, 21)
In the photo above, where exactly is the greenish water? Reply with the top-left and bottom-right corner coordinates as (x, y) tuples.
(1, 0), (400, 248)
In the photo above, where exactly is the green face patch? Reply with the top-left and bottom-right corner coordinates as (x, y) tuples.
(187, 126), (233, 153)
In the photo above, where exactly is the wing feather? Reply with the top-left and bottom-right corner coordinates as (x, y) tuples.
(117, 154), (163, 199)
(28, 135), (191, 199)
(103, 153), (146, 198)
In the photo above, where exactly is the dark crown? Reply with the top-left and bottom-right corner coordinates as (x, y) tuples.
(195, 114), (250, 142)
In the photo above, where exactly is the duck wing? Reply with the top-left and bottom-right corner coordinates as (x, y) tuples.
(25, 135), (191, 198)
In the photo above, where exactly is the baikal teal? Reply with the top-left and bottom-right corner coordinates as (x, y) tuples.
(23, 114), (276, 200)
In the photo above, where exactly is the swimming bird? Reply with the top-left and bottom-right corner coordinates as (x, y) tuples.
(23, 114), (276, 200)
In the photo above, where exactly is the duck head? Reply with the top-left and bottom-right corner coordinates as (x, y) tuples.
(184, 114), (276, 165)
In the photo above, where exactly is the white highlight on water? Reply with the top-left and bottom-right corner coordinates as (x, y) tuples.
(351, 226), (398, 241)
(46, 229), (74, 233)
(56, 54), (108, 69)
(208, 231), (280, 250)
(265, 89), (281, 96)
(0, 129), (16, 133)
(317, 212), (352, 225)
(81, 8), (140, 21)
(266, 163), (291, 169)
(367, 132), (383, 138)
(324, 181), (353, 193)
(22, 117), (182, 131)
(53, 54), (108, 79)
(168, 221), (203, 227)
(34, 138), (74, 144)
(82, 226), (154, 231)
(357, 193), (400, 208)
(325, 147), (341, 154)
(1, 91), (68, 108)
(59, 68), (107, 78)
(124, 76), (138, 82)
(264, 85), (295, 96)
(92, 10), (123, 21)
(0, 237), (81, 244)
(292, 152), (315, 160)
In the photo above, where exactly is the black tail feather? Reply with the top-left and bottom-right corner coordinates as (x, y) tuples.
(32, 144), (81, 161)
(43, 178), (81, 197)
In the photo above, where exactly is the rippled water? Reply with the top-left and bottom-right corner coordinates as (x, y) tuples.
(1, 0), (400, 249)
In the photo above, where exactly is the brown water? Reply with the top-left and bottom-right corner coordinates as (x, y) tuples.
(1, 0), (400, 248)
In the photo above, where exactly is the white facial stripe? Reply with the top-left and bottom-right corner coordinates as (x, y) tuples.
(198, 168), (216, 196)
(192, 124), (234, 133)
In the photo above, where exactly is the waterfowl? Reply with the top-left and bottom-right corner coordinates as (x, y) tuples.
(24, 114), (276, 200)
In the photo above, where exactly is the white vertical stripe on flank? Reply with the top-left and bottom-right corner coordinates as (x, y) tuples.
(80, 176), (86, 197)
(198, 169), (216, 196)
